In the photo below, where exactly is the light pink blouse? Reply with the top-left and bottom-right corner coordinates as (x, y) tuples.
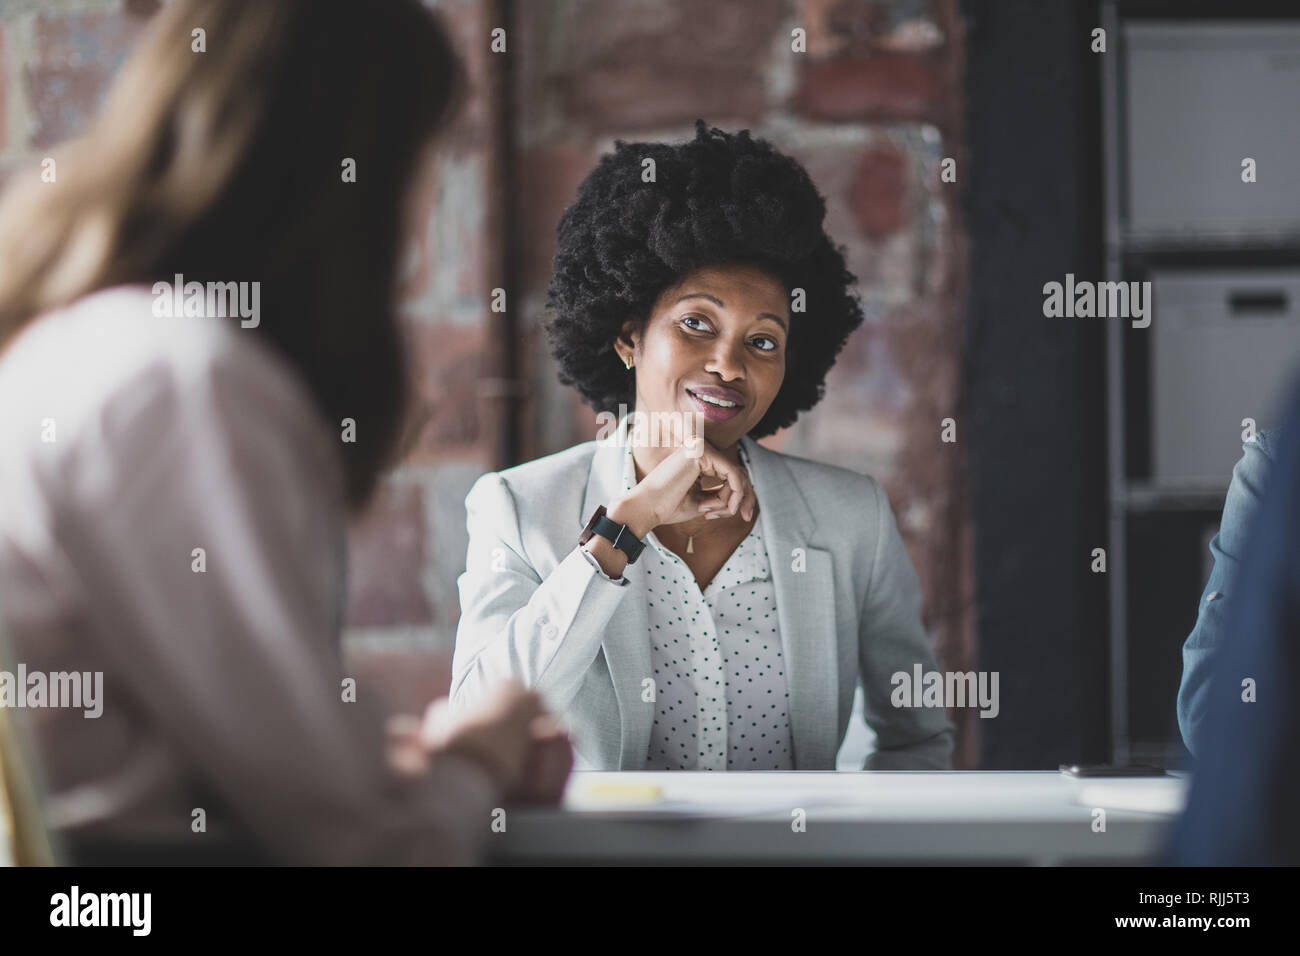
(0, 286), (496, 864)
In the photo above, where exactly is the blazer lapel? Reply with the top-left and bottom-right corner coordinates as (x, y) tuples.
(741, 436), (840, 770)
(581, 421), (652, 769)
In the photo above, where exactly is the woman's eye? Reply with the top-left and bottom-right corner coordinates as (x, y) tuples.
(681, 315), (709, 331)
(752, 336), (779, 351)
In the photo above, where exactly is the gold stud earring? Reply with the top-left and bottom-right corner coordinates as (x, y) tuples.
(624, 355), (634, 370)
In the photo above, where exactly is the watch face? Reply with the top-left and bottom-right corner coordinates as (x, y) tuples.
(579, 505), (607, 543)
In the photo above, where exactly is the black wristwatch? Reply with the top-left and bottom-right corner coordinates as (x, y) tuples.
(579, 505), (646, 565)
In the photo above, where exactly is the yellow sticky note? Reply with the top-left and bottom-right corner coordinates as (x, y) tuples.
(583, 783), (663, 803)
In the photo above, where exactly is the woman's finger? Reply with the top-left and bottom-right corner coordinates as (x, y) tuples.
(738, 467), (757, 521)
(530, 713), (566, 739)
(720, 459), (745, 514)
(386, 714), (423, 739)
(705, 450), (742, 503)
(698, 450), (746, 516)
(697, 488), (728, 512)
(697, 480), (728, 516)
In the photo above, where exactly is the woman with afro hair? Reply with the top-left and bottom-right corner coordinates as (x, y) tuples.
(451, 122), (953, 772)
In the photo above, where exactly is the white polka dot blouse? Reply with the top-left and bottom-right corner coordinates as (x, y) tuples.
(622, 439), (793, 771)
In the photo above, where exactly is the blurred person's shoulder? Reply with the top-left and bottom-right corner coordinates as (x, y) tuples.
(1250, 425), (1292, 464)
(0, 284), (296, 411)
(0, 284), (339, 491)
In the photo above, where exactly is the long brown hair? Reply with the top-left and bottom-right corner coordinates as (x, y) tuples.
(0, 0), (462, 510)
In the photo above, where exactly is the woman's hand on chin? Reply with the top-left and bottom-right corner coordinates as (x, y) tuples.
(611, 432), (756, 538)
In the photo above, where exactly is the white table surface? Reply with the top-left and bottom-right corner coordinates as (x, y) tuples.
(487, 771), (1189, 865)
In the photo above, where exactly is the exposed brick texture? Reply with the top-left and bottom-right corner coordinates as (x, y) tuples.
(25, 8), (143, 148)
(529, 0), (792, 133)
(0, 22), (7, 153)
(794, 55), (946, 122)
(852, 144), (909, 239)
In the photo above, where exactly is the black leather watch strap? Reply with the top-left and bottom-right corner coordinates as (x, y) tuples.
(579, 505), (646, 565)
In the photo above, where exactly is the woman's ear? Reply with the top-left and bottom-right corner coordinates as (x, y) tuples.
(615, 319), (639, 359)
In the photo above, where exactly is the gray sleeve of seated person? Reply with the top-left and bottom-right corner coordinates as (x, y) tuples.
(857, 476), (956, 770)
(1177, 430), (1281, 758)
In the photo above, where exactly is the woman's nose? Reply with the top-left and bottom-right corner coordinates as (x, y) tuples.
(704, 338), (745, 381)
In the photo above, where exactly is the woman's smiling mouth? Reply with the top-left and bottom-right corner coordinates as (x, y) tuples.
(686, 386), (746, 421)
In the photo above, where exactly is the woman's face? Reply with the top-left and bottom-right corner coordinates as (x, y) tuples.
(619, 263), (789, 450)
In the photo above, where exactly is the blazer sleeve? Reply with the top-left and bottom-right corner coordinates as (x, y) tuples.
(856, 476), (956, 770)
(451, 472), (633, 715)
(1177, 433), (1275, 757)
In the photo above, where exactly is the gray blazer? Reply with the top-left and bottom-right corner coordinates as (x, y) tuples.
(450, 426), (955, 771)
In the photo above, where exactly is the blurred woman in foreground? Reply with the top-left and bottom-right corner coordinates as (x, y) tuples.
(0, 0), (567, 865)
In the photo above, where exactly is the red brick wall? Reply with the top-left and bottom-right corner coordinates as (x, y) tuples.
(0, 0), (976, 765)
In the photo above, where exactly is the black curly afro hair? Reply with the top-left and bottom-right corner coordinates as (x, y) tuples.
(543, 120), (865, 439)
